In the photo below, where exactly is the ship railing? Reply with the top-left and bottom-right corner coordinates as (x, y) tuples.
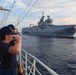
(17, 49), (58, 75)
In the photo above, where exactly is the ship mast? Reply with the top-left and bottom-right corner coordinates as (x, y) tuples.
(40, 12), (45, 22)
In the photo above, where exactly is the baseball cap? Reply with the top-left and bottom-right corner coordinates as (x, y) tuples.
(7, 24), (15, 29)
(0, 26), (17, 35)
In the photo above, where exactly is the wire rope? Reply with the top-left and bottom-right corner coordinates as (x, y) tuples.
(15, 0), (38, 27)
(13, 0), (33, 25)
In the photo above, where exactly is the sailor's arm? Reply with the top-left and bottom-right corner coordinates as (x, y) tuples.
(9, 34), (22, 54)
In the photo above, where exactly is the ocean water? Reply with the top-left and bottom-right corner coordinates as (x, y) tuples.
(22, 35), (76, 75)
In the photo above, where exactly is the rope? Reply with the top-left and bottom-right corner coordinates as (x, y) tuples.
(3, 1), (16, 26)
(13, 0), (33, 25)
(0, 0), (16, 27)
(15, 0), (38, 27)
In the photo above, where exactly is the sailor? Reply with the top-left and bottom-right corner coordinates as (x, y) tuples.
(8, 24), (24, 75)
(7, 24), (17, 46)
(7, 24), (24, 74)
(0, 26), (22, 75)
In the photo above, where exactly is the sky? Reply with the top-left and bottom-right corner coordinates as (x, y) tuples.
(0, 0), (76, 31)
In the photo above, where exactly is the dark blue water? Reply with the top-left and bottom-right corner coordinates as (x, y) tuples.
(22, 35), (76, 75)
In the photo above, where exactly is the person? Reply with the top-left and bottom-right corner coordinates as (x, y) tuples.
(8, 24), (24, 75)
(7, 24), (17, 46)
(7, 24), (24, 75)
(0, 26), (22, 75)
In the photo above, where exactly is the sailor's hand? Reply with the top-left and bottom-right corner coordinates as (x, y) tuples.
(15, 29), (21, 36)
(14, 34), (22, 42)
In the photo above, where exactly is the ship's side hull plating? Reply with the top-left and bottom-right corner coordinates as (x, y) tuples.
(22, 25), (76, 38)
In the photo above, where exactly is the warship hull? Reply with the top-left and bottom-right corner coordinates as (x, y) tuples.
(22, 25), (76, 38)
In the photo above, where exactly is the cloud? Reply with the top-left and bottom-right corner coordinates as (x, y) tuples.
(30, 0), (76, 14)
(15, 0), (27, 9)
(53, 16), (76, 25)
(4, 0), (27, 9)
(1, 0), (76, 31)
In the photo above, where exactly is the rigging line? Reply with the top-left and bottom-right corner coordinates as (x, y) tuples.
(3, 0), (16, 26)
(13, 0), (33, 25)
(1, 11), (11, 27)
(2, 0), (16, 26)
(0, 3), (13, 27)
(15, 0), (38, 27)
(0, 7), (10, 28)
(0, 11), (10, 27)
(0, 2), (9, 26)
(13, 0), (33, 24)
(0, 12), (7, 27)
(0, 0), (10, 27)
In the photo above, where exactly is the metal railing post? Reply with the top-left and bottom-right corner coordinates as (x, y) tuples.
(20, 52), (21, 66)
(25, 53), (27, 75)
(33, 59), (36, 75)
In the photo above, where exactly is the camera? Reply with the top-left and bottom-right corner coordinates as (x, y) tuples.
(13, 29), (18, 38)
(13, 35), (17, 38)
